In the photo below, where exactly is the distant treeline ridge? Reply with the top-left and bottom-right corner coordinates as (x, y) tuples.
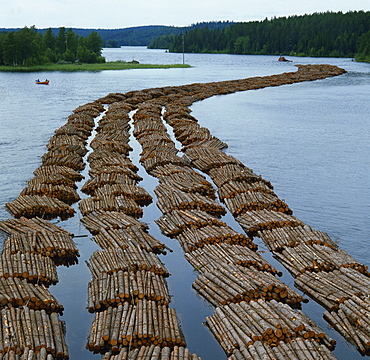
(149, 11), (370, 62)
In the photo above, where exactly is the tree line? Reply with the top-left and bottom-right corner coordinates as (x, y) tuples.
(151, 11), (370, 61)
(0, 26), (105, 66)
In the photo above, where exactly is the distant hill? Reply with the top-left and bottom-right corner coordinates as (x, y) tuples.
(0, 22), (234, 47)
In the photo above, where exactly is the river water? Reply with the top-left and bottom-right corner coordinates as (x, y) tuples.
(0, 47), (369, 359)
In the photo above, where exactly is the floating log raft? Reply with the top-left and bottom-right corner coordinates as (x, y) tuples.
(87, 270), (170, 312)
(0, 307), (69, 358)
(47, 134), (87, 155)
(155, 186), (226, 217)
(33, 165), (84, 182)
(79, 195), (143, 218)
(236, 210), (305, 237)
(41, 149), (85, 171)
(184, 243), (280, 275)
(27, 174), (77, 189)
(80, 210), (148, 235)
(155, 209), (227, 238)
(0, 217), (73, 237)
(217, 179), (275, 201)
(193, 264), (302, 307)
(223, 190), (292, 216)
(324, 295), (370, 355)
(102, 346), (202, 360)
(140, 153), (189, 173)
(95, 184), (152, 207)
(93, 227), (167, 254)
(175, 224), (257, 253)
(82, 173), (142, 195)
(20, 183), (80, 205)
(89, 157), (139, 173)
(149, 164), (201, 178)
(87, 300), (185, 352)
(86, 248), (169, 278)
(3, 231), (79, 261)
(0, 277), (63, 313)
(5, 195), (75, 220)
(90, 139), (132, 157)
(273, 242), (368, 277)
(208, 163), (273, 189)
(0, 251), (58, 286)
(258, 225), (338, 252)
(294, 268), (370, 311)
(228, 339), (338, 360)
(87, 165), (142, 182)
(184, 146), (244, 172)
(206, 300), (336, 355)
(158, 172), (215, 198)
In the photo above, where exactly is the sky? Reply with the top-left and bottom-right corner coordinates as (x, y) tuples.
(1, 0), (369, 29)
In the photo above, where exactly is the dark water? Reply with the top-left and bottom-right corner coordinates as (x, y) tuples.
(0, 47), (369, 359)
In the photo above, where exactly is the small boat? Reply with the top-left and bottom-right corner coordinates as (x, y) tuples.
(278, 56), (292, 62)
(35, 80), (50, 85)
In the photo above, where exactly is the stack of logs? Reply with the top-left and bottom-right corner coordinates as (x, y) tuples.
(5, 102), (105, 220)
(0, 101), (107, 359)
(79, 100), (199, 358)
(128, 97), (341, 360)
(163, 96), (370, 356)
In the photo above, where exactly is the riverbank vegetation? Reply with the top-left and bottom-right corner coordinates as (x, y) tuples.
(0, 61), (190, 72)
(0, 26), (105, 67)
(149, 11), (370, 62)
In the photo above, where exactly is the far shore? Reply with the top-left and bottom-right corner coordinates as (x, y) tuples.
(0, 61), (191, 72)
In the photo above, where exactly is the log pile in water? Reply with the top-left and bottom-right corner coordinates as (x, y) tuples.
(223, 190), (292, 216)
(294, 268), (370, 311)
(33, 165), (84, 182)
(193, 264), (302, 307)
(5, 195), (75, 220)
(0, 251), (58, 286)
(324, 295), (370, 355)
(86, 247), (169, 278)
(274, 243), (368, 277)
(80, 210), (148, 235)
(0, 277), (63, 313)
(102, 345), (202, 360)
(20, 183), (80, 205)
(155, 185), (226, 217)
(228, 339), (338, 360)
(184, 243), (280, 275)
(93, 227), (167, 254)
(0, 307), (69, 358)
(206, 300), (336, 355)
(258, 225), (338, 252)
(87, 270), (170, 312)
(95, 184), (152, 207)
(176, 224), (257, 252)
(81, 172), (142, 195)
(87, 300), (185, 353)
(155, 209), (227, 238)
(158, 172), (215, 198)
(79, 195), (143, 218)
(236, 210), (305, 237)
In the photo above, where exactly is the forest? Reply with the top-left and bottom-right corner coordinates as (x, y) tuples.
(0, 26), (105, 66)
(150, 11), (370, 62)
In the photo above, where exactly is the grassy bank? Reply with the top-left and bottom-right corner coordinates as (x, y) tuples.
(0, 61), (191, 72)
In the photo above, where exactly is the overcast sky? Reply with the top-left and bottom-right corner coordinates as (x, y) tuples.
(1, 0), (369, 29)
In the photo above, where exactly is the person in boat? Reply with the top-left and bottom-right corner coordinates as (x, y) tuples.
(36, 79), (40, 82)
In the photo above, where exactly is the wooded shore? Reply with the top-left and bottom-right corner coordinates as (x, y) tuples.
(2, 64), (367, 360)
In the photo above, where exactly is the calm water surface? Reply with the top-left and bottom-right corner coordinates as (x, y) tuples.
(0, 47), (369, 359)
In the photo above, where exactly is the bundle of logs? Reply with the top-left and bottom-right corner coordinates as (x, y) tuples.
(163, 97), (370, 356)
(87, 300), (186, 352)
(87, 269), (171, 312)
(0, 101), (107, 359)
(80, 105), (197, 358)
(102, 346), (202, 360)
(129, 100), (342, 359)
